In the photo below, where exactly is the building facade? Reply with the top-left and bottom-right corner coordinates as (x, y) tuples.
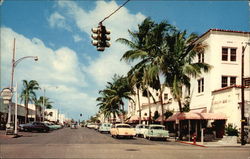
(127, 29), (250, 129)
(189, 29), (250, 128)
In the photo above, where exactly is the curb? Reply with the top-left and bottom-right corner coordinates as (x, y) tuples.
(176, 141), (207, 147)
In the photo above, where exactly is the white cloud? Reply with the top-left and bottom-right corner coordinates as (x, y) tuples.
(73, 34), (83, 42)
(48, 12), (71, 31)
(0, 27), (97, 118)
(56, 1), (146, 86)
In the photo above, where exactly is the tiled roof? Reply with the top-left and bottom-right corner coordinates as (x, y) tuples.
(197, 29), (250, 42)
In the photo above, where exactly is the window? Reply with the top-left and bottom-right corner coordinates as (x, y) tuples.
(221, 76), (228, 88)
(222, 48), (228, 61)
(230, 48), (237, 61)
(221, 76), (237, 88)
(198, 52), (204, 63)
(164, 93), (168, 100)
(198, 78), (204, 93)
(230, 77), (236, 86)
(156, 92), (159, 96)
(222, 47), (237, 62)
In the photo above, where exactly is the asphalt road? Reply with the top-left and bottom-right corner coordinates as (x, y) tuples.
(0, 127), (250, 159)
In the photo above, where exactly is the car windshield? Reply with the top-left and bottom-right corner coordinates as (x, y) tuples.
(151, 126), (164, 130)
(116, 125), (130, 128)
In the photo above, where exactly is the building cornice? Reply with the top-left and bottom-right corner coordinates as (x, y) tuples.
(212, 85), (250, 94)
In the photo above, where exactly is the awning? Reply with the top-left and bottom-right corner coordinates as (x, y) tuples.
(126, 115), (150, 123)
(155, 115), (166, 122)
(166, 112), (227, 121)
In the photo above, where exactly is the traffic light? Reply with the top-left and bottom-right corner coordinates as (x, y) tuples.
(91, 23), (111, 51)
(100, 25), (111, 48)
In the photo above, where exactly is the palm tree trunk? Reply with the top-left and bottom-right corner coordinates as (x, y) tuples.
(25, 99), (28, 124)
(146, 86), (151, 125)
(121, 104), (125, 123)
(136, 88), (141, 124)
(35, 105), (37, 122)
(177, 98), (183, 140)
(159, 88), (164, 125)
(178, 98), (182, 112)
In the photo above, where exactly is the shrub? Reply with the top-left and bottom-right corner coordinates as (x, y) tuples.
(225, 124), (239, 136)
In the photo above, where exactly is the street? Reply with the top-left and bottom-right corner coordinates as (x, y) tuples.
(0, 127), (250, 159)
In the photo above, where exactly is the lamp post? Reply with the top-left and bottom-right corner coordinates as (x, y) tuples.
(7, 38), (38, 127)
(241, 42), (250, 145)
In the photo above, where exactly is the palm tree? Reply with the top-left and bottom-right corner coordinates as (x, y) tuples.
(34, 96), (53, 121)
(162, 31), (210, 112)
(20, 80), (40, 123)
(98, 75), (134, 123)
(127, 67), (144, 124)
(117, 18), (175, 125)
(97, 86), (120, 124)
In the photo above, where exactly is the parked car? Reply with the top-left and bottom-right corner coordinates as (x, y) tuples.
(110, 123), (135, 139)
(135, 124), (148, 137)
(143, 124), (169, 140)
(44, 122), (62, 130)
(19, 123), (33, 131)
(98, 123), (112, 133)
(71, 123), (78, 129)
(86, 123), (97, 129)
(21, 122), (50, 132)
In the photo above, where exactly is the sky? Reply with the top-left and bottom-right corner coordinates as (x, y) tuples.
(0, 0), (249, 120)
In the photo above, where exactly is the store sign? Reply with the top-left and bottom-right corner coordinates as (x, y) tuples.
(0, 88), (13, 104)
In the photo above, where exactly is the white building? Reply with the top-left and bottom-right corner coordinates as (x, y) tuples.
(190, 29), (250, 128)
(128, 29), (250, 129)
(45, 109), (58, 122)
(128, 86), (179, 122)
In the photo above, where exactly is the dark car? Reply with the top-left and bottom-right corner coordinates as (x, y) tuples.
(22, 122), (50, 132)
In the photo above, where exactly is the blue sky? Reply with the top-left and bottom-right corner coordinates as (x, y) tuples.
(1, 0), (249, 120)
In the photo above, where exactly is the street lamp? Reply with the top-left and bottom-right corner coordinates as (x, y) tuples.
(7, 38), (39, 127)
(241, 41), (250, 145)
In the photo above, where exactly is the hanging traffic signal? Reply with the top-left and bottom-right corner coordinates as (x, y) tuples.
(91, 27), (101, 47)
(100, 25), (111, 48)
(91, 23), (111, 51)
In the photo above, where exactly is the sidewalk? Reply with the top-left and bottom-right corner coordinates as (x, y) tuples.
(0, 130), (24, 139)
(176, 140), (250, 147)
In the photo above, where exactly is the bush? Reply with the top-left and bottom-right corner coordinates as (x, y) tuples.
(225, 124), (239, 136)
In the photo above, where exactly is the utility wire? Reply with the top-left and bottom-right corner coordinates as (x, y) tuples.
(99, 0), (131, 24)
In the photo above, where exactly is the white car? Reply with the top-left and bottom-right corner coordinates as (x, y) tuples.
(143, 124), (169, 140)
(98, 123), (112, 133)
(135, 124), (148, 137)
(86, 123), (97, 129)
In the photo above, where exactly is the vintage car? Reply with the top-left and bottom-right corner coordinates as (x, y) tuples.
(86, 123), (97, 129)
(143, 124), (169, 140)
(135, 124), (148, 137)
(110, 123), (136, 138)
(98, 123), (112, 133)
(21, 122), (50, 132)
